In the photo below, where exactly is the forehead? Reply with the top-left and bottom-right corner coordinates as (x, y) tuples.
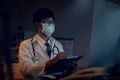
(46, 17), (54, 21)
(42, 17), (54, 22)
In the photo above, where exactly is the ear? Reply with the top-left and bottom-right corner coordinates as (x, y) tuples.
(35, 22), (42, 31)
(35, 22), (39, 28)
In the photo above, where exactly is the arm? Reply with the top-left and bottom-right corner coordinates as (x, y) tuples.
(19, 41), (46, 79)
(45, 52), (67, 69)
(45, 38), (67, 69)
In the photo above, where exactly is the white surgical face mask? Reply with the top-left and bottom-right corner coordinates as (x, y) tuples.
(42, 23), (55, 36)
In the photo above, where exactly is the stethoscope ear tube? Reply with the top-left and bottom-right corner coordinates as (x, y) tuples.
(31, 38), (36, 63)
(53, 44), (59, 54)
(31, 38), (36, 57)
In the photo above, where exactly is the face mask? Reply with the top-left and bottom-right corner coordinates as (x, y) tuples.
(42, 23), (55, 36)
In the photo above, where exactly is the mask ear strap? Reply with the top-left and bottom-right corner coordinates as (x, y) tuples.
(41, 23), (44, 32)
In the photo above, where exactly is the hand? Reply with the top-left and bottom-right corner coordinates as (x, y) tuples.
(53, 52), (67, 65)
(55, 52), (68, 61)
(68, 61), (77, 70)
(45, 52), (67, 70)
(63, 61), (77, 75)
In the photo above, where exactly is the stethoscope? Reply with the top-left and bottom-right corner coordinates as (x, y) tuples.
(31, 38), (59, 63)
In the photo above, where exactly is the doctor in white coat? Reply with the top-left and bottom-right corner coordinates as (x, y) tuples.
(19, 8), (67, 80)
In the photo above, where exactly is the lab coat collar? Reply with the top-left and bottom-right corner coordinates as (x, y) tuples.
(31, 34), (45, 47)
(31, 34), (37, 43)
(31, 34), (55, 47)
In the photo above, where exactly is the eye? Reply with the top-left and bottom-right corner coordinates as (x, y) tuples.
(45, 20), (55, 24)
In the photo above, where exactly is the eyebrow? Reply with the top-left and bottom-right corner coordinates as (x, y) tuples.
(41, 19), (55, 23)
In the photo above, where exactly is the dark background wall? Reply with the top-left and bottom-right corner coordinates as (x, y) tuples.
(1, 0), (120, 68)
(8, 0), (94, 67)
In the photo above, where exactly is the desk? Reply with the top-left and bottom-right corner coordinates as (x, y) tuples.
(59, 67), (108, 80)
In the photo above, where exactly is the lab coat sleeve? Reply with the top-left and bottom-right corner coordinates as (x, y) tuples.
(55, 40), (64, 52)
(19, 41), (46, 78)
(58, 42), (64, 52)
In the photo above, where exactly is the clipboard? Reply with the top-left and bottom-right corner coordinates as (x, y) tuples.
(46, 55), (84, 74)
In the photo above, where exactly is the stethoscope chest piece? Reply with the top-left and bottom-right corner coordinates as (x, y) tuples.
(31, 38), (60, 62)
(32, 56), (39, 63)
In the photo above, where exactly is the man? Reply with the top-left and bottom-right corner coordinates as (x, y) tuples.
(19, 8), (70, 79)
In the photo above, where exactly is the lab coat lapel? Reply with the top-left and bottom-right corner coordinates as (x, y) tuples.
(49, 37), (55, 49)
(34, 43), (49, 60)
(32, 35), (49, 60)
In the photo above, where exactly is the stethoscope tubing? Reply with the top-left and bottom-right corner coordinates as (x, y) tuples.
(31, 38), (59, 62)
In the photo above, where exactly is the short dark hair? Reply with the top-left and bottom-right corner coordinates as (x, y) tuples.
(33, 8), (55, 26)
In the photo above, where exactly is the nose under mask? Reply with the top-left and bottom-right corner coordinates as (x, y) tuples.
(42, 23), (55, 36)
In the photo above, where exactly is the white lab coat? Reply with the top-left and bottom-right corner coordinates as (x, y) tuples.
(19, 34), (64, 80)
